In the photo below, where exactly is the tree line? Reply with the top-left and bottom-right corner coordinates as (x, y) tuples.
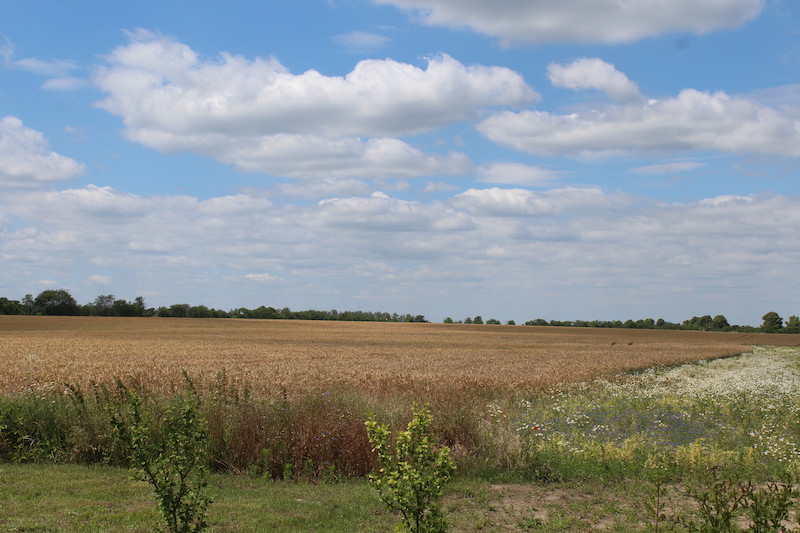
(0, 289), (428, 323)
(443, 312), (800, 334)
(2, 289), (798, 333)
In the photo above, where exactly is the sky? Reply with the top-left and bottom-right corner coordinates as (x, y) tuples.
(1, 0), (799, 326)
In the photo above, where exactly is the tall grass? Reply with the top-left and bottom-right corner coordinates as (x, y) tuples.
(0, 373), (490, 480)
(2, 346), (800, 487)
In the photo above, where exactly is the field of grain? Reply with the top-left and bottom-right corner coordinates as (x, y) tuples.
(3, 316), (799, 396)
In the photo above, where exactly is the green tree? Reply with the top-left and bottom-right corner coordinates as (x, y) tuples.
(712, 315), (730, 331)
(133, 296), (148, 317)
(113, 380), (212, 533)
(33, 289), (79, 316)
(472, 316), (483, 325)
(93, 294), (116, 316)
(0, 297), (22, 315)
(366, 406), (455, 533)
(169, 304), (191, 318)
(21, 294), (35, 315)
(761, 312), (783, 333)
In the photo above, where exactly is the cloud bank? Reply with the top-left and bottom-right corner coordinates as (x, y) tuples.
(378, 0), (764, 44)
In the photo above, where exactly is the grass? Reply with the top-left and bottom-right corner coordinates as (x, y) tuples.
(0, 464), (677, 532)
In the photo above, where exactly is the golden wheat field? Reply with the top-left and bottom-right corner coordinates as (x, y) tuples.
(2, 316), (799, 396)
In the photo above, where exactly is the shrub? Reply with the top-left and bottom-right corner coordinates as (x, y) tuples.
(113, 376), (212, 533)
(366, 405), (456, 533)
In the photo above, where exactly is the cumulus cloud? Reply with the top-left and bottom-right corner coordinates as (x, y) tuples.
(547, 58), (642, 102)
(377, 0), (763, 45)
(86, 274), (112, 285)
(94, 30), (535, 179)
(0, 116), (84, 188)
(318, 191), (474, 231)
(137, 132), (471, 179)
(478, 89), (800, 158)
(449, 186), (618, 217)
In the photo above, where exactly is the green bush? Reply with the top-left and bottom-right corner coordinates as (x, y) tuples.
(113, 377), (212, 533)
(366, 405), (456, 533)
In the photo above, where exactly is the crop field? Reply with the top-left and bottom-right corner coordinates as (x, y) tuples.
(4, 317), (800, 530)
(2, 315), (799, 396)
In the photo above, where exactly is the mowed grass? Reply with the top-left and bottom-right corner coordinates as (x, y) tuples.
(2, 316), (798, 396)
(0, 463), (677, 532)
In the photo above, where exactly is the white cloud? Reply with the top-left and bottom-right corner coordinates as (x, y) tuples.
(3, 183), (799, 324)
(94, 31), (535, 179)
(333, 31), (392, 52)
(629, 161), (706, 175)
(0, 116), (84, 188)
(245, 273), (281, 282)
(14, 57), (77, 77)
(478, 89), (800, 158)
(42, 76), (86, 91)
(87, 274), (112, 285)
(3, 49), (86, 90)
(547, 58), (642, 102)
(0, 36), (12, 66)
(449, 186), (618, 217)
(477, 162), (560, 186)
(377, 0), (764, 45)
(271, 178), (373, 200)
(318, 191), (474, 232)
(139, 133), (471, 179)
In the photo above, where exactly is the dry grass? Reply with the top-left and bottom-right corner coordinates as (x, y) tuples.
(3, 316), (798, 397)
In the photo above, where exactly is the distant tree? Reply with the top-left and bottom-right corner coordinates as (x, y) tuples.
(133, 296), (147, 317)
(712, 314), (730, 331)
(525, 318), (548, 326)
(507, 320), (516, 325)
(637, 318), (656, 329)
(655, 318), (666, 328)
(443, 317), (454, 324)
(486, 318), (501, 324)
(684, 315), (713, 331)
(188, 305), (211, 319)
(21, 294), (35, 315)
(473, 316), (483, 325)
(249, 306), (280, 319)
(169, 304), (191, 318)
(463, 317), (473, 324)
(33, 289), (79, 316)
(0, 297), (22, 315)
(786, 315), (800, 333)
(761, 311), (783, 333)
(94, 294), (116, 316)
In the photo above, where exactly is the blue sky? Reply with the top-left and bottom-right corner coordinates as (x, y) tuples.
(1, 0), (799, 325)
